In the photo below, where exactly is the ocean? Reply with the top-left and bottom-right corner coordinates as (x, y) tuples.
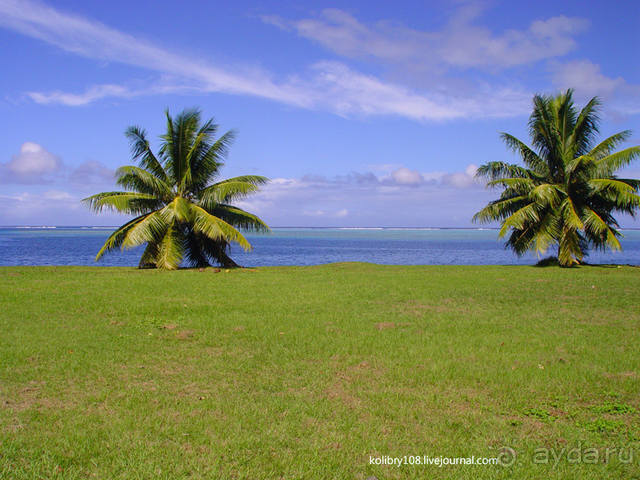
(1, 227), (640, 267)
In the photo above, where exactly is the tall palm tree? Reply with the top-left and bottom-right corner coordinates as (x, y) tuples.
(473, 90), (640, 266)
(84, 108), (269, 269)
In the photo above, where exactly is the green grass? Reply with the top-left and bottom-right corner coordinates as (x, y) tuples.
(1, 263), (639, 479)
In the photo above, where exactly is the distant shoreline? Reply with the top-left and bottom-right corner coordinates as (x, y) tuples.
(2, 225), (640, 231)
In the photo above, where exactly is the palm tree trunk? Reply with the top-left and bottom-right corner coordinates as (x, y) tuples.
(218, 250), (241, 268)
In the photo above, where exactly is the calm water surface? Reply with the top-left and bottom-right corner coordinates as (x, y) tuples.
(1, 227), (639, 267)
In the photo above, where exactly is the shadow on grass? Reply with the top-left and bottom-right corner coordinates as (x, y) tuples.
(534, 256), (561, 267)
(533, 256), (638, 268)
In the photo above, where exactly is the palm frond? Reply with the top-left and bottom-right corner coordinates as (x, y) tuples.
(161, 108), (201, 191)
(582, 207), (622, 251)
(125, 126), (168, 181)
(211, 204), (271, 232)
(138, 242), (160, 269)
(190, 204), (252, 251)
(83, 191), (161, 214)
(611, 178), (640, 191)
(500, 133), (549, 175)
(498, 202), (542, 238)
(182, 229), (213, 268)
(561, 197), (584, 230)
(475, 162), (535, 182)
(115, 166), (173, 199)
(586, 130), (631, 161)
(95, 213), (154, 260)
(589, 178), (640, 208)
(558, 227), (583, 266)
(472, 195), (528, 223)
(121, 208), (172, 249)
(594, 146), (640, 176)
(154, 225), (185, 270)
(199, 175), (269, 206)
(529, 183), (562, 207)
(474, 90), (639, 266)
(486, 177), (536, 192)
(569, 96), (601, 156)
(180, 118), (216, 191)
(88, 108), (269, 269)
(531, 211), (559, 254)
(529, 93), (563, 175)
(190, 130), (236, 190)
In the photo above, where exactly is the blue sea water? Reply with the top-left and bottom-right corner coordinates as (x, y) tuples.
(1, 227), (640, 267)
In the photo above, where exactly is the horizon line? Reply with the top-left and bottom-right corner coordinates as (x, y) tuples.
(3, 225), (640, 231)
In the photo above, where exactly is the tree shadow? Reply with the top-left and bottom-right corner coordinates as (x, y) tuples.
(532, 256), (637, 268)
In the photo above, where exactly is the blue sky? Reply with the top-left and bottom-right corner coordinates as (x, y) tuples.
(0, 0), (639, 227)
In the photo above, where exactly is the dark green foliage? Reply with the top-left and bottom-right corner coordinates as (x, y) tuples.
(474, 90), (640, 266)
(84, 109), (269, 269)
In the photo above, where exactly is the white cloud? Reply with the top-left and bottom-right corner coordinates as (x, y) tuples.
(552, 60), (625, 98)
(7, 142), (59, 175)
(264, 7), (589, 70)
(0, 0), (533, 120)
(69, 161), (115, 185)
(1, 141), (115, 186)
(302, 208), (349, 218)
(27, 84), (137, 106)
(26, 78), (204, 107)
(298, 61), (531, 120)
(442, 164), (479, 188)
(0, 0), (310, 106)
(42, 190), (73, 200)
(235, 165), (489, 227)
(0, 142), (62, 183)
(551, 60), (640, 116)
(0, 190), (127, 225)
(391, 167), (423, 185)
(443, 15), (588, 69)
(235, 164), (485, 227)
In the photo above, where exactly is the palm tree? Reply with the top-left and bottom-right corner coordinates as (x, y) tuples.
(84, 108), (269, 270)
(473, 90), (640, 266)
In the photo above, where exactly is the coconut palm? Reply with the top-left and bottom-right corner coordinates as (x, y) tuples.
(84, 108), (269, 269)
(473, 90), (640, 266)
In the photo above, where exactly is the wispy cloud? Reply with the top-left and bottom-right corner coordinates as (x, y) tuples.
(262, 7), (589, 70)
(0, 0), (533, 120)
(298, 61), (531, 120)
(25, 81), (207, 106)
(390, 167), (424, 185)
(27, 84), (139, 106)
(551, 60), (640, 116)
(0, 0), (310, 105)
(552, 60), (625, 98)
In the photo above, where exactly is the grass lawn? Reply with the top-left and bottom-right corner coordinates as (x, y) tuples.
(1, 263), (639, 479)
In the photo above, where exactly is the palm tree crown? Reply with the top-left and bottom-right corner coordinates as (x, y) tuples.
(85, 108), (269, 269)
(473, 90), (640, 266)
